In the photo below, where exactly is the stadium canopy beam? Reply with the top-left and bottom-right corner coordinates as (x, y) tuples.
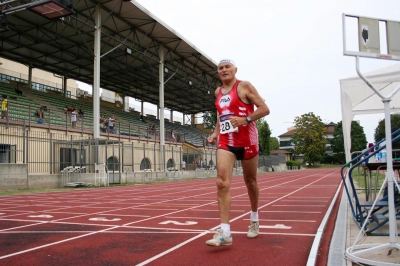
(0, 0), (220, 131)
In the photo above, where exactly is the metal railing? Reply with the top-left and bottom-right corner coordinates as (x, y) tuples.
(2, 100), (211, 147)
(0, 124), (217, 175)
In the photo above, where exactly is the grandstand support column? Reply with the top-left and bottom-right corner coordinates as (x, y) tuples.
(63, 73), (67, 97)
(141, 101), (144, 116)
(93, 4), (101, 141)
(159, 44), (165, 171)
(183, 113), (185, 125)
(170, 110), (173, 123)
(28, 61), (33, 90)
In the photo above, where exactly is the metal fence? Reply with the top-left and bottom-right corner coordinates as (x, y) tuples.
(0, 123), (217, 177)
(0, 123), (295, 187)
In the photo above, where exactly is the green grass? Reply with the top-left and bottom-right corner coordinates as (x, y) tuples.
(303, 164), (342, 169)
(0, 187), (80, 196)
(350, 169), (386, 193)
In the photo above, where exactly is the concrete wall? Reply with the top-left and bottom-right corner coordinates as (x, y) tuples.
(0, 164), (27, 190)
(28, 173), (61, 189)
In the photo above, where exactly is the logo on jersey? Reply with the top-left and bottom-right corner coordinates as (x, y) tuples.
(219, 95), (231, 108)
(219, 113), (234, 122)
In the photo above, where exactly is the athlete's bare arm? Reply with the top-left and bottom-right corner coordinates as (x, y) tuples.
(208, 87), (221, 145)
(229, 81), (270, 128)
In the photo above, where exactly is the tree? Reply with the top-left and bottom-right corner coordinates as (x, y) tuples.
(203, 110), (217, 130)
(269, 137), (279, 151)
(331, 121), (367, 163)
(374, 114), (400, 150)
(256, 119), (272, 155)
(292, 112), (326, 165)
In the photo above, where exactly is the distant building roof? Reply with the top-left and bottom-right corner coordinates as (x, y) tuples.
(278, 129), (296, 137)
(278, 123), (336, 137)
(271, 149), (292, 154)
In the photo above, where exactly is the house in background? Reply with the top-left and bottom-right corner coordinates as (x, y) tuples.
(278, 122), (336, 158)
(270, 149), (293, 161)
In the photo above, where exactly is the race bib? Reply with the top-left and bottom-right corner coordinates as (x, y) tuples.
(219, 113), (238, 134)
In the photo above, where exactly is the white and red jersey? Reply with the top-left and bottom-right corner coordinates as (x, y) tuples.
(215, 80), (258, 147)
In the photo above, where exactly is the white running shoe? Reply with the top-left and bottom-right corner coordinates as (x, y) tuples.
(247, 221), (259, 238)
(206, 229), (233, 246)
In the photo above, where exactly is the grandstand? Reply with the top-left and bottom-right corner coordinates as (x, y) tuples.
(0, 0), (285, 190)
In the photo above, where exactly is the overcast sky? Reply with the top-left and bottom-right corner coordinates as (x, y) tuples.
(124, 0), (400, 143)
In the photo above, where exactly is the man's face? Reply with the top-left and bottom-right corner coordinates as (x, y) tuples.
(218, 63), (237, 82)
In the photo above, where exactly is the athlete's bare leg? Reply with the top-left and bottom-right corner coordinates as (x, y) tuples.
(241, 154), (259, 212)
(216, 149), (236, 223)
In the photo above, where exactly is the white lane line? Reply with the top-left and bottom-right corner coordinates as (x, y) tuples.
(0, 169), (337, 262)
(136, 169), (338, 265)
(164, 216), (220, 220)
(261, 211), (322, 213)
(0, 230), (316, 236)
(289, 197), (331, 199)
(281, 200), (329, 202)
(130, 208), (179, 211)
(272, 205), (326, 207)
(189, 209), (245, 212)
(244, 219), (316, 223)
(0, 188), (225, 259)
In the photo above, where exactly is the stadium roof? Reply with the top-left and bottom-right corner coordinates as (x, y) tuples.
(0, 0), (220, 114)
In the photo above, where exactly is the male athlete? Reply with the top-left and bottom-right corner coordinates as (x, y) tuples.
(206, 59), (270, 246)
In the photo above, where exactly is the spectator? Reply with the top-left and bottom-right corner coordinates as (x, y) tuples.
(15, 85), (22, 95)
(182, 160), (186, 171)
(78, 106), (84, 119)
(100, 115), (106, 131)
(71, 109), (77, 128)
(37, 107), (46, 122)
(149, 124), (156, 135)
(63, 105), (69, 114)
(107, 115), (115, 133)
(192, 160), (196, 170)
(171, 129), (176, 143)
(1, 95), (8, 121)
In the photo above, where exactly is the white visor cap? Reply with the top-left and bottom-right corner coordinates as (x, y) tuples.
(218, 59), (236, 67)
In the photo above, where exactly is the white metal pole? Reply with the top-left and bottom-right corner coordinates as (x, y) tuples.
(93, 4), (101, 139)
(159, 45), (165, 171)
(383, 99), (398, 243)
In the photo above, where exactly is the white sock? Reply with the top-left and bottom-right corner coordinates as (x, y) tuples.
(221, 223), (230, 235)
(250, 211), (259, 222)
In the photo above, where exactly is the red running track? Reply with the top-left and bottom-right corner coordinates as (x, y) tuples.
(0, 168), (341, 266)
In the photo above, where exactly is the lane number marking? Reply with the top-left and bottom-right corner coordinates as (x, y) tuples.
(159, 220), (198, 225)
(89, 217), (121, 221)
(259, 224), (291, 229)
